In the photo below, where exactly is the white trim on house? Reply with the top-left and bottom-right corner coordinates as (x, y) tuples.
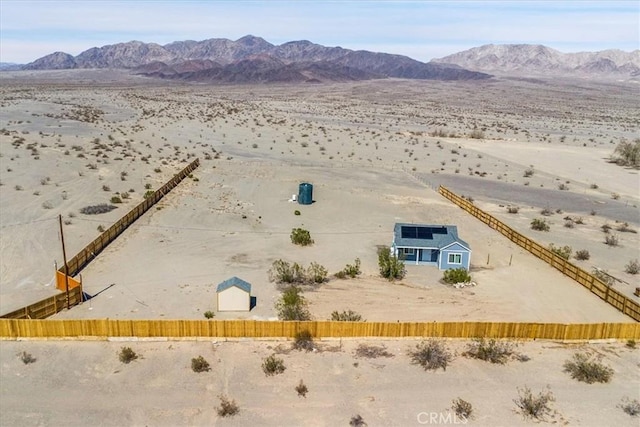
(440, 241), (471, 252)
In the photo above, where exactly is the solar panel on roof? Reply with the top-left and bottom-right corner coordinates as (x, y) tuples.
(401, 226), (417, 238)
(416, 228), (431, 239)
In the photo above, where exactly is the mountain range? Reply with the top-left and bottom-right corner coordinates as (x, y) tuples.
(431, 44), (640, 77)
(11, 36), (640, 82)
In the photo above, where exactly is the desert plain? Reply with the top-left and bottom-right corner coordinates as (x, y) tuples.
(0, 70), (639, 425)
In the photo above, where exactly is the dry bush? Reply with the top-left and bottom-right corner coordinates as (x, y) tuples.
(592, 269), (615, 286)
(355, 344), (394, 359)
(349, 415), (367, 427)
(290, 227), (314, 246)
(262, 354), (286, 376)
(409, 340), (452, 371)
(452, 398), (473, 419)
(506, 206), (520, 214)
(619, 397), (640, 417)
(295, 380), (308, 398)
(604, 234), (620, 246)
(118, 347), (138, 364)
(540, 206), (553, 216)
(464, 338), (515, 364)
(548, 244), (572, 260)
(275, 286), (311, 321)
(331, 310), (364, 322)
(514, 386), (555, 420)
(80, 204), (117, 215)
(293, 330), (315, 352)
(563, 352), (613, 383)
(625, 259), (640, 274)
(617, 222), (637, 233)
(19, 351), (36, 364)
(216, 395), (239, 417)
(574, 249), (590, 261)
(530, 218), (550, 231)
(191, 355), (211, 373)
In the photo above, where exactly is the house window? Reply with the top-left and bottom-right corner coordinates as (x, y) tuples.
(448, 253), (462, 264)
(402, 248), (415, 255)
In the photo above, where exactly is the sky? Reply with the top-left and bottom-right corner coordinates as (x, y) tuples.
(0, 0), (638, 64)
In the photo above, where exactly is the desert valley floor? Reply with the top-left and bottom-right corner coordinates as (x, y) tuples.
(0, 70), (638, 426)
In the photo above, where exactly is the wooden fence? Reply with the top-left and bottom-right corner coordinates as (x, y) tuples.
(438, 186), (640, 322)
(59, 158), (200, 277)
(0, 287), (83, 320)
(0, 319), (638, 340)
(0, 159), (200, 319)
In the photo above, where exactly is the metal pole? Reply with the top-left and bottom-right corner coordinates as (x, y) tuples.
(59, 215), (70, 310)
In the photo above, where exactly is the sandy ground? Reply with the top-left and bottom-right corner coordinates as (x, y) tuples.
(1, 338), (639, 426)
(1, 71), (640, 427)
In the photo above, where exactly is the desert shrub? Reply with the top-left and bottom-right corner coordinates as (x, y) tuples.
(617, 222), (637, 233)
(290, 228), (314, 246)
(191, 355), (211, 373)
(464, 338), (514, 364)
(268, 260), (305, 284)
(574, 249), (590, 261)
(350, 415), (367, 427)
(605, 234), (619, 246)
(619, 398), (640, 416)
(514, 386), (555, 420)
(558, 183), (569, 190)
(144, 183), (152, 190)
(294, 209), (301, 216)
(216, 395), (239, 417)
(275, 286), (311, 321)
(355, 344), (393, 359)
(110, 196), (122, 204)
(610, 138), (640, 168)
(506, 206), (520, 214)
(409, 340), (452, 371)
(592, 268), (615, 286)
(307, 262), (328, 284)
(530, 218), (550, 231)
(331, 310), (364, 322)
(443, 268), (471, 284)
(452, 398), (473, 419)
(335, 258), (361, 279)
(574, 217), (584, 224)
(120, 192), (129, 200)
(540, 206), (553, 216)
(295, 380), (308, 397)
(563, 352), (613, 383)
(20, 351), (36, 364)
(548, 244), (572, 260)
(102, 185), (110, 191)
(601, 223), (612, 233)
(590, 183), (599, 189)
(81, 204), (117, 215)
(143, 190), (154, 199)
(293, 330), (315, 352)
(564, 220), (574, 228)
(203, 310), (215, 319)
(626, 339), (636, 349)
(523, 167), (534, 177)
(262, 354), (286, 376)
(469, 128), (484, 139)
(42, 201), (53, 209)
(378, 246), (405, 280)
(118, 346), (138, 364)
(625, 259), (639, 274)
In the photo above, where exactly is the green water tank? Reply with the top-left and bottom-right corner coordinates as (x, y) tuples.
(298, 183), (313, 205)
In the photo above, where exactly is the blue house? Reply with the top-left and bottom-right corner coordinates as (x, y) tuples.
(391, 223), (471, 270)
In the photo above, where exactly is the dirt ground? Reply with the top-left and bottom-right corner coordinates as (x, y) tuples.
(1, 339), (639, 426)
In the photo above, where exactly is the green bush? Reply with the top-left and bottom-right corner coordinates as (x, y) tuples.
(610, 138), (640, 168)
(530, 218), (550, 231)
(216, 395), (239, 417)
(307, 262), (328, 284)
(294, 210), (301, 216)
(110, 196), (122, 204)
(118, 346), (138, 364)
(191, 355), (211, 373)
(409, 340), (452, 371)
(331, 310), (364, 321)
(336, 258), (361, 279)
(293, 330), (315, 351)
(563, 352), (613, 383)
(464, 338), (514, 364)
(291, 228), (314, 246)
(549, 244), (572, 260)
(378, 246), (405, 280)
(203, 310), (215, 319)
(295, 380), (308, 397)
(443, 268), (471, 284)
(262, 354), (286, 376)
(275, 286), (311, 321)
(268, 259), (327, 285)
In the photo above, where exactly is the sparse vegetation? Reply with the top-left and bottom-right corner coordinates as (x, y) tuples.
(294, 209), (301, 216)
(355, 344), (393, 359)
(464, 338), (516, 364)
(118, 346), (138, 364)
(378, 246), (405, 280)
(409, 340), (452, 371)
(563, 352), (613, 383)
(293, 330), (315, 352)
(216, 395), (239, 417)
(442, 267), (471, 284)
(530, 218), (550, 231)
(262, 354), (286, 376)
(110, 196), (122, 204)
(604, 234), (619, 246)
(548, 244), (572, 260)
(268, 259), (327, 286)
(334, 258), (361, 279)
(574, 249), (590, 260)
(593, 268), (615, 286)
(609, 138), (640, 168)
(626, 339), (636, 349)
(295, 380), (308, 397)
(506, 206), (520, 214)
(19, 351), (36, 364)
(275, 286), (311, 321)
(81, 204), (117, 215)
(290, 227), (314, 246)
(191, 355), (211, 373)
(625, 259), (639, 274)
(619, 397), (640, 417)
(350, 414), (367, 427)
(514, 386), (555, 420)
(203, 310), (215, 319)
(331, 310), (364, 321)
(452, 398), (473, 420)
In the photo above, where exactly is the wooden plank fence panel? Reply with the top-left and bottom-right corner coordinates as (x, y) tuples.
(438, 186), (640, 322)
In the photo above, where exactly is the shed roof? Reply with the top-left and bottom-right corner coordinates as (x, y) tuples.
(393, 223), (470, 250)
(216, 276), (252, 294)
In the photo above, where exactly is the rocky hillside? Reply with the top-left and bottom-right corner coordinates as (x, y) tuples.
(21, 35), (491, 82)
(431, 44), (640, 77)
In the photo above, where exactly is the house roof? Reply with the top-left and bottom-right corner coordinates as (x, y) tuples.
(216, 276), (252, 293)
(393, 223), (470, 250)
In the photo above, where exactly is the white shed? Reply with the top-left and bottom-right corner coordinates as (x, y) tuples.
(216, 277), (252, 312)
